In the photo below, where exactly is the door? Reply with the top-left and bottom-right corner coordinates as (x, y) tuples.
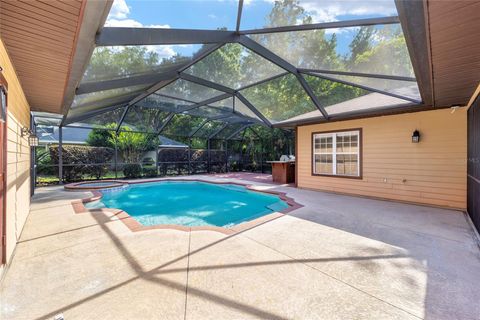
(467, 95), (480, 231)
(0, 74), (6, 264)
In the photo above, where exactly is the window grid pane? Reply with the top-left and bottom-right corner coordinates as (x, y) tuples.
(313, 131), (360, 177)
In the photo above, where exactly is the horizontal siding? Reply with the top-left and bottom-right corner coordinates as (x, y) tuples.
(297, 108), (467, 209)
(0, 38), (31, 278)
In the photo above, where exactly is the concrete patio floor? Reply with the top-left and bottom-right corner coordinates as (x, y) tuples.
(1, 175), (479, 320)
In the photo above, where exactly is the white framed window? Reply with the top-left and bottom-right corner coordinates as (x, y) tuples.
(313, 129), (361, 177)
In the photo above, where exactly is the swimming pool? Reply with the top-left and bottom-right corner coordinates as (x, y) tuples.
(85, 181), (289, 228)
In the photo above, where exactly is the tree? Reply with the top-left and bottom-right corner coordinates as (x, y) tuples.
(86, 123), (158, 164)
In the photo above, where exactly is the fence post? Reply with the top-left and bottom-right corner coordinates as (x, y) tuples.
(156, 146), (159, 176)
(58, 126), (63, 184)
(207, 139), (211, 173)
(114, 135), (118, 179)
(260, 139), (264, 174)
(225, 140), (228, 173)
(188, 141), (191, 175)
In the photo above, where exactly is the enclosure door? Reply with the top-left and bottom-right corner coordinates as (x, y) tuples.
(468, 95), (480, 231)
(0, 82), (6, 264)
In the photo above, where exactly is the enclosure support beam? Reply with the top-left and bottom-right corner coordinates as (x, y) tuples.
(236, 0), (244, 32)
(296, 73), (330, 119)
(240, 16), (400, 35)
(235, 93), (272, 127)
(302, 71), (422, 103)
(179, 73), (235, 94)
(156, 113), (175, 135)
(58, 126), (63, 184)
(181, 93), (232, 113)
(125, 43), (223, 110)
(226, 124), (250, 140)
(76, 70), (179, 95)
(189, 119), (209, 138)
(297, 68), (416, 82)
(238, 36), (329, 119)
(395, 0), (433, 106)
(208, 123), (228, 140)
(116, 106), (130, 134)
(97, 28), (237, 46)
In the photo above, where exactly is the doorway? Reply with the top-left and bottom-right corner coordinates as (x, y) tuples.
(468, 95), (480, 231)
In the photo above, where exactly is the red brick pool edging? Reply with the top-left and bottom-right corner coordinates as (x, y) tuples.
(71, 178), (303, 235)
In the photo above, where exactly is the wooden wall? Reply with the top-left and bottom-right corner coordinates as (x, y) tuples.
(0, 38), (31, 279)
(297, 108), (467, 209)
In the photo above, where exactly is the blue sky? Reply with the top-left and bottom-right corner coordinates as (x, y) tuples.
(106, 0), (398, 57)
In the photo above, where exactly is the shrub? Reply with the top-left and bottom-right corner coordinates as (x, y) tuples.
(142, 167), (157, 178)
(123, 164), (142, 179)
(49, 145), (114, 182)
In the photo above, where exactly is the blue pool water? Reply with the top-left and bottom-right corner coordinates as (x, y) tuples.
(85, 181), (289, 227)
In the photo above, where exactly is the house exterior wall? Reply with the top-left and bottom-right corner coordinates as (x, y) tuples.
(0, 38), (31, 279)
(296, 108), (467, 209)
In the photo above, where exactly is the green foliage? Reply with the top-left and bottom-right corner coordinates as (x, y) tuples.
(86, 123), (158, 164)
(35, 147), (56, 175)
(49, 145), (114, 182)
(142, 167), (158, 178)
(123, 164), (143, 179)
(86, 128), (115, 148)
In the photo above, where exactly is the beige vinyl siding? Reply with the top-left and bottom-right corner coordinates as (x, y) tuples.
(297, 108), (467, 209)
(0, 38), (31, 279)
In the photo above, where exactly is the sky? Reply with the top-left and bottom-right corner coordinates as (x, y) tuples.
(105, 0), (398, 58)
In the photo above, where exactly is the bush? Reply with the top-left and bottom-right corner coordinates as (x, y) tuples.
(123, 164), (142, 179)
(49, 145), (114, 182)
(142, 167), (157, 178)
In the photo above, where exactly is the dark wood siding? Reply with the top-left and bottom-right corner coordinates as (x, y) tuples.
(467, 96), (480, 230)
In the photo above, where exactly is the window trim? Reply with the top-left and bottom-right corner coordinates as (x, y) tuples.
(311, 128), (363, 179)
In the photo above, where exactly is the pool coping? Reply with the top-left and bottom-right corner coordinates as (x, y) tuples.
(65, 180), (128, 190)
(71, 178), (303, 235)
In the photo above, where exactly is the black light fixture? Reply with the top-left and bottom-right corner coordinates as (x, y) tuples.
(412, 130), (420, 143)
(21, 127), (39, 146)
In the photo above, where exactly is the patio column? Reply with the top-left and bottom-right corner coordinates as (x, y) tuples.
(30, 114), (36, 195)
(58, 126), (63, 184)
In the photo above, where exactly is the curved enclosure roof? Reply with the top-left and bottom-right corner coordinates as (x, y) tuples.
(34, 0), (428, 139)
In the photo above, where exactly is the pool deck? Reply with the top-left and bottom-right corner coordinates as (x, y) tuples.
(1, 174), (480, 319)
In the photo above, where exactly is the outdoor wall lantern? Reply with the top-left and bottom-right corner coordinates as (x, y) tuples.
(21, 127), (39, 146)
(411, 130), (420, 143)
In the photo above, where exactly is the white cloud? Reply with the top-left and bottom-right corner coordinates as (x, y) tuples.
(105, 0), (174, 58)
(146, 45), (176, 59)
(300, 0), (397, 23)
(208, 13), (217, 19)
(104, 18), (143, 28)
(249, 0), (396, 21)
(108, 0), (130, 19)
